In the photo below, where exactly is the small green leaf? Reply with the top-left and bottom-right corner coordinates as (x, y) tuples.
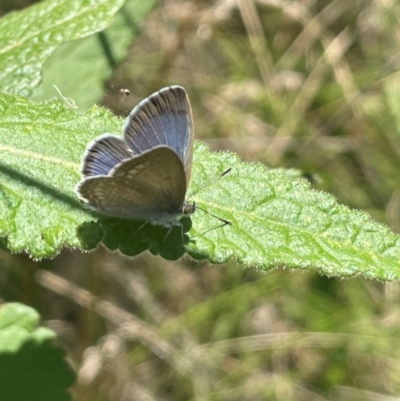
(31, 0), (158, 109)
(0, 303), (75, 401)
(0, 92), (400, 279)
(0, 0), (124, 97)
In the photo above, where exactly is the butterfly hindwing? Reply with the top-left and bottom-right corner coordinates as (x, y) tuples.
(76, 146), (187, 221)
(81, 134), (133, 177)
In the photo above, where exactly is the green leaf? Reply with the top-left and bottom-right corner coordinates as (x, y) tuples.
(31, 0), (158, 109)
(0, 0), (124, 97)
(188, 144), (400, 280)
(1, 92), (400, 278)
(0, 93), (116, 259)
(0, 303), (75, 401)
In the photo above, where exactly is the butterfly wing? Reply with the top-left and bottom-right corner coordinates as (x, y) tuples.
(123, 86), (194, 186)
(76, 146), (187, 222)
(81, 134), (133, 177)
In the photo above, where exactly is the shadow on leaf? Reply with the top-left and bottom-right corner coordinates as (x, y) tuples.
(0, 336), (75, 401)
(77, 216), (192, 260)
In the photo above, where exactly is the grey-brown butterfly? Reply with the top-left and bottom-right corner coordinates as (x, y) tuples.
(75, 86), (196, 228)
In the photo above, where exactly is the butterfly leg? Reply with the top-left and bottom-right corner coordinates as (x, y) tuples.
(163, 226), (174, 243)
(132, 221), (149, 237)
(162, 220), (186, 245)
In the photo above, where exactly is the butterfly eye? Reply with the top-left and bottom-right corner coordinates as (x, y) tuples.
(183, 201), (196, 215)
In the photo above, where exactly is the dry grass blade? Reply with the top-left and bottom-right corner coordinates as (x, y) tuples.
(238, 0), (275, 89)
(267, 28), (353, 163)
(35, 269), (192, 375)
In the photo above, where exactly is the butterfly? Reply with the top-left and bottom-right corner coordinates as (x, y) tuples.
(75, 86), (196, 229)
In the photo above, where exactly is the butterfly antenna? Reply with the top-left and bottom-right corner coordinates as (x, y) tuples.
(189, 167), (232, 198)
(196, 205), (231, 228)
(189, 168), (232, 234)
(189, 205), (231, 239)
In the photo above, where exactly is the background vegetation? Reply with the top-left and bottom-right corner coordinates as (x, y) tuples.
(2, 0), (400, 400)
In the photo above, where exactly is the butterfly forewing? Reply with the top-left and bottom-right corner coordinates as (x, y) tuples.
(77, 147), (187, 221)
(123, 86), (194, 184)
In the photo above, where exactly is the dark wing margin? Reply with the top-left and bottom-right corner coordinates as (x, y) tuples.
(123, 86), (194, 187)
(76, 146), (187, 220)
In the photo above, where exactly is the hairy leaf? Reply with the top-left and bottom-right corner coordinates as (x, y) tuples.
(0, 0), (124, 97)
(31, 0), (158, 109)
(0, 93), (400, 278)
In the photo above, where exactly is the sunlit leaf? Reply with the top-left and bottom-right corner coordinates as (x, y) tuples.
(0, 0), (124, 97)
(0, 92), (400, 279)
(31, 0), (158, 109)
(188, 143), (400, 280)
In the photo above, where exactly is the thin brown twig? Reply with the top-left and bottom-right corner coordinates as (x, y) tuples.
(35, 269), (192, 376)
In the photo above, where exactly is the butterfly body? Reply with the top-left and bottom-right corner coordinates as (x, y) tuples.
(75, 86), (195, 228)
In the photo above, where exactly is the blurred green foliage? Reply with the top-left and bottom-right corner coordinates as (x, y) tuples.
(2, 0), (400, 400)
